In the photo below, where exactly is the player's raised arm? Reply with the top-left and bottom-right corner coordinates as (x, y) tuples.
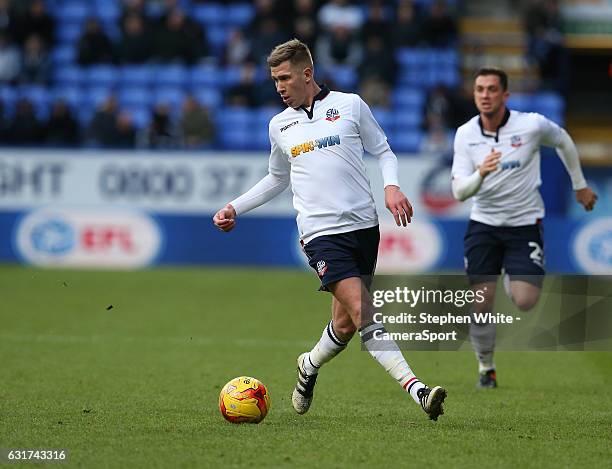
(537, 114), (598, 211)
(356, 96), (413, 226)
(212, 124), (290, 232)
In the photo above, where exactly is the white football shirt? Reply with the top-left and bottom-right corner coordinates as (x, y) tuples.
(452, 110), (586, 226)
(231, 86), (399, 243)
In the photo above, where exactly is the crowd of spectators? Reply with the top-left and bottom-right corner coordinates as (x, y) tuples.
(0, 0), (462, 150)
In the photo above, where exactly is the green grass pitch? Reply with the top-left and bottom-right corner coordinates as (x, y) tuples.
(1, 265), (611, 468)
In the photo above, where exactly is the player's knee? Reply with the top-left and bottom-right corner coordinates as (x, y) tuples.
(333, 321), (356, 340)
(513, 295), (539, 311)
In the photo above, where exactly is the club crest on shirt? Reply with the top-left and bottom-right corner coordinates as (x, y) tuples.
(316, 260), (328, 277)
(325, 108), (340, 121)
(510, 135), (522, 148)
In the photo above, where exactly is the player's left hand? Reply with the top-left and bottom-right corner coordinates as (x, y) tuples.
(575, 187), (598, 211)
(384, 185), (413, 226)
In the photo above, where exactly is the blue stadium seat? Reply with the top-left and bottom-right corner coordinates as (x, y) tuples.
(331, 65), (358, 91)
(393, 87), (425, 109)
(125, 106), (151, 129)
(52, 45), (76, 66)
(156, 65), (188, 87)
(193, 89), (222, 109)
(507, 93), (531, 112)
(94, 1), (120, 23)
(192, 4), (225, 25)
(57, 23), (83, 44)
(119, 65), (156, 87)
(56, 2), (91, 22)
(86, 65), (118, 87)
(190, 64), (223, 89)
(153, 87), (186, 110)
(53, 66), (85, 86)
(118, 87), (151, 108)
(223, 66), (242, 88)
(206, 26), (231, 57)
(391, 130), (423, 153)
(53, 86), (83, 109)
(0, 86), (18, 113)
(219, 128), (253, 150)
(219, 107), (252, 128)
(371, 108), (392, 134)
(226, 4), (254, 26)
(19, 86), (52, 119)
(84, 86), (114, 110)
(393, 109), (422, 130)
(535, 92), (564, 115)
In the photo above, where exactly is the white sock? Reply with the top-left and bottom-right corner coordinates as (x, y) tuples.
(469, 320), (496, 373)
(302, 321), (348, 375)
(359, 322), (425, 405)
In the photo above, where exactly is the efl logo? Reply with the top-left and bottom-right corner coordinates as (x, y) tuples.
(572, 217), (612, 274)
(16, 208), (161, 268)
(376, 221), (443, 273)
(325, 108), (340, 121)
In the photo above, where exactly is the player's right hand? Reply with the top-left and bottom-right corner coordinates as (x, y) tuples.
(213, 204), (237, 232)
(479, 149), (502, 178)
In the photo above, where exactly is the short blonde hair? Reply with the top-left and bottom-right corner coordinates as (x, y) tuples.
(267, 39), (313, 69)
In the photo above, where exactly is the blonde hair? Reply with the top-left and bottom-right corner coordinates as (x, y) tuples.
(267, 39), (313, 69)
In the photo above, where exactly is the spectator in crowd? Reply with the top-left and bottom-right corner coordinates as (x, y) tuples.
(223, 28), (251, 66)
(118, 14), (152, 64)
(113, 111), (137, 148)
(292, 16), (317, 52)
(46, 100), (79, 147)
(251, 0), (289, 34)
(358, 35), (396, 86)
(226, 61), (260, 107)
(318, 0), (363, 33)
(362, 0), (391, 46)
(250, 17), (287, 65)
(393, 0), (423, 47)
(16, 0), (54, 46)
(9, 98), (45, 144)
(120, 0), (151, 33)
(424, 84), (453, 131)
(88, 94), (120, 146)
(0, 31), (20, 83)
(154, 9), (199, 64)
(359, 76), (392, 108)
(19, 33), (51, 85)
(156, 4), (209, 61)
(179, 95), (215, 149)
(421, 0), (457, 48)
(316, 25), (363, 69)
(420, 114), (452, 153)
(0, 0), (18, 40)
(77, 18), (116, 65)
(138, 103), (179, 149)
(524, 0), (569, 92)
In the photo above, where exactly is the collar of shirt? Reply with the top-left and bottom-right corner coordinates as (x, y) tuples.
(477, 107), (511, 142)
(299, 84), (330, 120)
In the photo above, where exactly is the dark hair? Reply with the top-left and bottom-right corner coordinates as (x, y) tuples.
(474, 67), (508, 91)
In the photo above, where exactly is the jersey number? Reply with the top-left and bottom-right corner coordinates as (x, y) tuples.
(528, 241), (544, 268)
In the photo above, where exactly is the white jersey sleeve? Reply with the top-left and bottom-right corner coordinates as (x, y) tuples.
(229, 122), (290, 215)
(451, 126), (477, 178)
(356, 96), (399, 188)
(535, 114), (587, 191)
